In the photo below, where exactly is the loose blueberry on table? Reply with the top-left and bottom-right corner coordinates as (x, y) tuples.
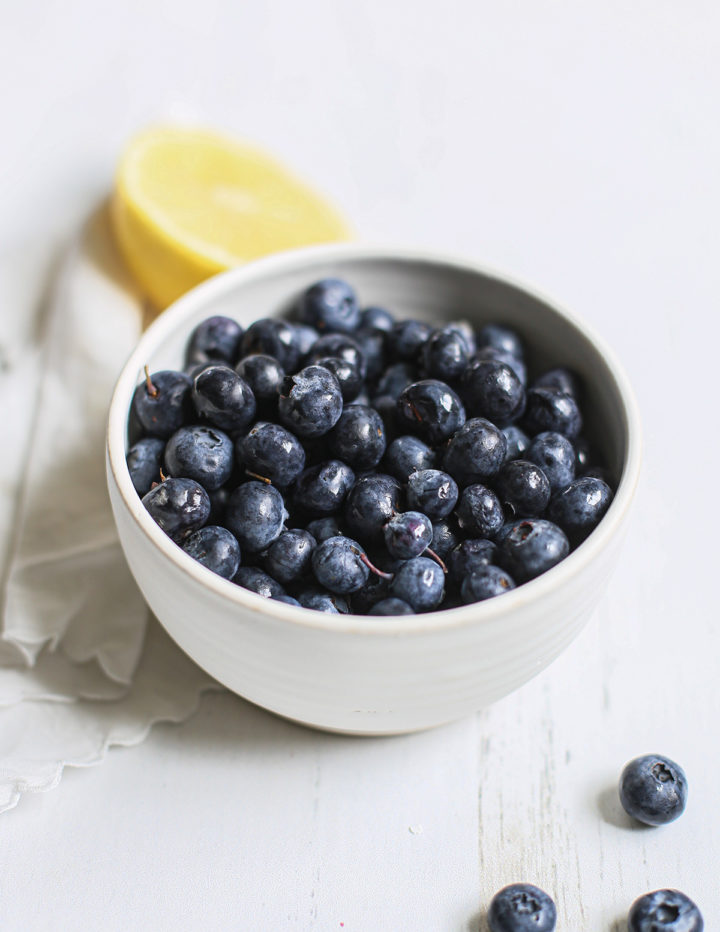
(128, 276), (616, 613)
(628, 889), (703, 932)
(487, 883), (557, 932)
(619, 754), (688, 826)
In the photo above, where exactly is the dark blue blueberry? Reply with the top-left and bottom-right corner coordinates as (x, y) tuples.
(329, 405), (386, 470)
(455, 484), (505, 538)
(126, 437), (165, 496)
(532, 367), (580, 398)
(388, 319), (433, 361)
(181, 525), (241, 579)
(628, 890), (703, 932)
(574, 435), (591, 472)
(224, 481), (287, 552)
(546, 476), (612, 542)
(312, 535), (370, 594)
(372, 394), (400, 442)
(347, 389), (371, 407)
(369, 597), (414, 615)
(235, 354), (285, 407)
(442, 418), (507, 486)
(473, 346), (527, 386)
(278, 365), (343, 438)
(352, 328), (386, 382)
(430, 518), (461, 558)
(461, 358), (525, 427)
(273, 594), (302, 606)
(238, 421), (305, 487)
(375, 362), (418, 399)
(461, 565), (516, 603)
(291, 323), (320, 357)
(296, 587), (350, 613)
(306, 333), (367, 380)
(314, 357), (362, 402)
(526, 431), (576, 492)
(164, 425), (233, 491)
(494, 460), (551, 517)
(383, 511), (433, 560)
(523, 387), (582, 439)
(487, 883), (556, 932)
(131, 369), (193, 439)
(495, 518), (569, 582)
(446, 320), (476, 355)
(294, 460), (355, 516)
(240, 318), (301, 372)
(477, 323), (525, 360)
(349, 570), (391, 614)
(142, 477), (211, 542)
(396, 379), (466, 444)
(448, 539), (498, 585)
(384, 435), (436, 482)
(619, 754), (688, 826)
(345, 474), (402, 545)
(233, 566), (286, 599)
(298, 278), (360, 333)
(406, 469), (458, 520)
(389, 556), (445, 612)
(192, 365), (256, 432)
(503, 425), (530, 462)
(305, 516), (343, 542)
(185, 315), (243, 367)
(361, 306), (394, 332)
(421, 327), (469, 382)
(264, 528), (316, 585)
(208, 485), (230, 526)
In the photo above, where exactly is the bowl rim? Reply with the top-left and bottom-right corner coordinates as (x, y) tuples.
(107, 242), (642, 635)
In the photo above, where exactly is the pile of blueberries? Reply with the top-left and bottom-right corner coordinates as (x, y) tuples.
(128, 277), (615, 615)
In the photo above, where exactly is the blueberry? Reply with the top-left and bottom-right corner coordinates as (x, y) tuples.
(494, 460), (551, 517)
(495, 518), (569, 582)
(361, 306), (394, 332)
(406, 469), (459, 521)
(330, 405), (386, 470)
(185, 315), (243, 367)
(306, 333), (367, 380)
(142, 477), (211, 542)
(350, 570), (391, 614)
(448, 539), (498, 585)
(131, 369), (193, 439)
(421, 327), (469, 382)
(526, 431), (576, 492)
(238, 421), (306, 487)
(208, 485), (230, 526)
(532, 367), (580, 398)
(294, 460), (356, 515)
(235, 354), (285, 406)
(462, 358), (526, 427)
(312, 535), (371, 594)
(345, 474), (402, 544)
(181, 525), (241, 579)
(369, 597), (414, 615)
(126, 436), (165, 496)
(264, 529), (317, 585)
(477, 324), (525, 360)
(455, 484), (505, 538)
(291, 323), (320, 357)
(628, 890), (703, 932)
(396, 379), (466, 444)
(523, 387), (582, 439)
(446, 320), (476, 355)
(383, 511), (433, 560)
(384, 435), (436, 482)
(352, 328), (387, 382)
(372, 395), (400, 442)
(278, 365), (344, 438)
(461, 565), (516, 603)
(574, 435), (591, 472)
(164, 425), (234, 491)
(273, 594), (302, 607)
(375, 362), (418, 399)
(502, 425), (530, 462)
(233, 566), (286, 599)
(546, 476), (612, 542)
(296, 587), (350, 614)
(389, 556), (445, 612)
(305, 516), (343, 543)
(240, 318), (301, 371)
(487, 882), (556, 932)
(192, 365), (256, 432)
(298, 278), (360, 333)
(473, 346), (527, 386)
(619, 754), (688, 826)
(429, 518), (461, 559)
(442, 418), (507, 486)
(388, 320), (433, 361)
(314, 356), (363, 402)
(224, 481), (287, 552)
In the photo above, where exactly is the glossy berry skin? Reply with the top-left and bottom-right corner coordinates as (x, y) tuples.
(294, 460), (355, 516)
(446, 320), (476, 355)
(502, 425), (530, 462)
(396, 379), (466, 444)
(314, 356), (362, 402)
(406, 469), (459, 521)
(421, 327), (469, 382)
(233, 566), (286, 600)
(389, 319), (433, 361)
(495, 460), (551, 518)
(142, 477), (211, 542)
(345, 474), (402, 545)
(442, 418), (507, 486)
(369, 597), (414, 615)
(455, 484), (505, 538)
(164, 425), (234, 491)
(131, 370), (193, 439)
(375, 362), (417, 399)
(461, 565), (516, 604)
(126, 437), (165, 496)
(192, 366), (256, 432)
(291, 323), (320, 357)
(235, 354), (285, 406)
(330, 405), (386, 470)
(523, 387), (582, 439)
(532, 367), (580, 398)
(298, 278), (360, 333)
(240, 318), (300, 372)
(448, 539), (498, 584)
(526, 431), (576, 492)
(496, 518), (569, 583)
(305, 516), (343, 543)
(619, 754), (688, 826)
(306, 333), (367, 381)
(487, 883), (556, 932)
(224, 481), (287, 553)
(181, 525), (241, 579)
(296, 588), (349, 614)
(477, 323), (525, 361)
(430, 518), (461, 558)
(264, 529), (317, 585)
(473, 346), (527, 386)
(185, 315), (243, 366)
(384, 511), (433, 560)
(278, 366), (344, 438)
(389, 556), (445, 612)
(628, 890), (703, 932)
(238, 421), (306, 487)
(462, 358), (525, 427)
(547, 476), (613, 542)
(312, 535), (370, 594)
(361, 305), (394, 332)
(352, 328), (387, 382)
(384, 435), (436, 482)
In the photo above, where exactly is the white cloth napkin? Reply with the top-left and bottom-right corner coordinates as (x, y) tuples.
(0, 206), (219, 813)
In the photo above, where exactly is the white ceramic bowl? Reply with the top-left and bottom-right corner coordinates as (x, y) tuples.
(106, 244), (641, 735)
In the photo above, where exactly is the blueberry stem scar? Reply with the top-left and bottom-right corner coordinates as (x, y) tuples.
(425, 547), (448, 573)
(144, 364), (158, 398)
(357, 551), (394, 580)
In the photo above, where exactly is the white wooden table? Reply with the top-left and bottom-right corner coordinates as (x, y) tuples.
(1, 2), (718, 928)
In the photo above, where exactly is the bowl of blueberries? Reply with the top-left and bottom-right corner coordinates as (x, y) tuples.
(106, 244), (641, 734)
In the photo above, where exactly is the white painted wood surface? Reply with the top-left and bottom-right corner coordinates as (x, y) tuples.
(1, 2), (718, 928)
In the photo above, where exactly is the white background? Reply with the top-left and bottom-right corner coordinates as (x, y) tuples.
(1, 1), (719, 928)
